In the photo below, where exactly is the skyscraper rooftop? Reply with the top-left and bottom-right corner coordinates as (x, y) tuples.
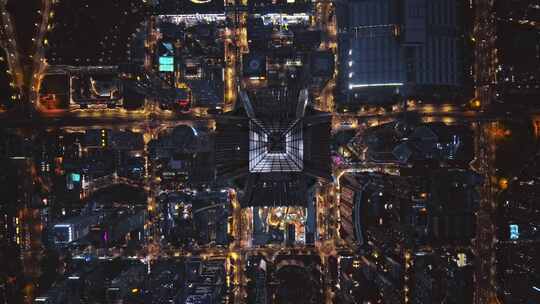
(215, 85), (331, 207)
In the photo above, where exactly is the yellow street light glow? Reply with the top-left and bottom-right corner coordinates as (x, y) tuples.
(498, 178), (509, 190)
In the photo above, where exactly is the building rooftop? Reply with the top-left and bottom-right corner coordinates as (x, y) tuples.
(215, 86), (330, 207)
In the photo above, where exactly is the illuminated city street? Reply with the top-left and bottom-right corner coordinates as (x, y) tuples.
(1, 0), (540, 304)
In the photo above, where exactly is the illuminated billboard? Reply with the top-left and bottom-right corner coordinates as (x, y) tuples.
(509, 224), (519, 240)
(71, 173), (81, 182)
(159, 56), (174, 72)
(159, 57), (174, 65)
(159, 65), (174, 72)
